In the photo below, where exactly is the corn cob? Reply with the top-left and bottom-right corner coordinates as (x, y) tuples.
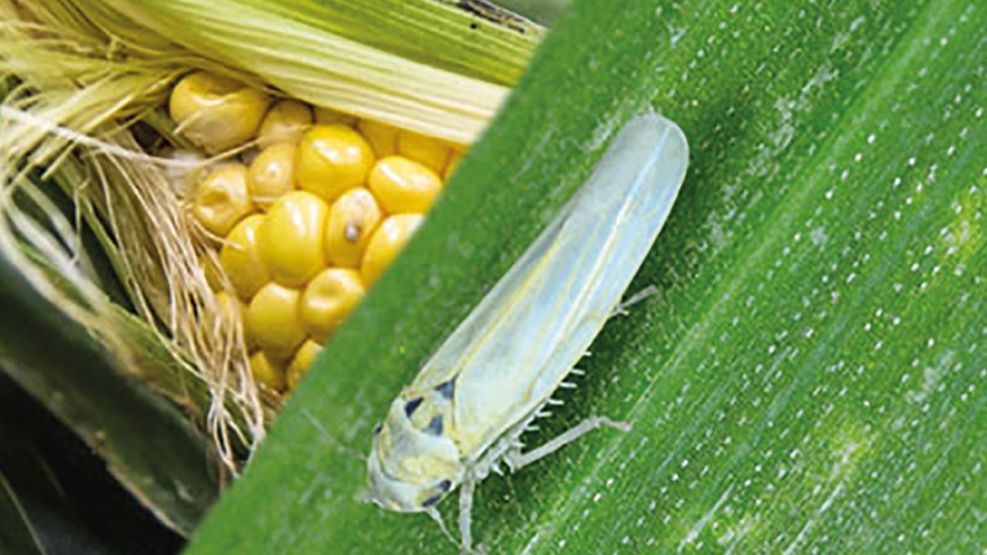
(171, 71), (463, 394)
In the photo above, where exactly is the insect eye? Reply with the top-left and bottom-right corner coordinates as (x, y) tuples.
(434, 378), (455, 400)
(425, 415), (444, 436)
(421, 494), (442, 508)
(373, 423), (382, 435)
(437, 479), (452, 492)
(404, 397), (423, 417)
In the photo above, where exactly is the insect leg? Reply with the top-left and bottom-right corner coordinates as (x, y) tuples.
(458, 474), (477, 553)
(610, 284), (659, 317)
(504, 416), (630, 472)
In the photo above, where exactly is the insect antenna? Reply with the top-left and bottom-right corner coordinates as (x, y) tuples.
(301, 407), (367, 462)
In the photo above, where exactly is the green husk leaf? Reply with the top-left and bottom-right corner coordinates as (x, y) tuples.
(0, 253), (219, 535)
(186, 0), (987, 552)
(0, 473), (45, 555)
(495, 0), (570, 24)
(233, 0), (542, 85)
(64, 0), (541, 143)
(0, 376), (186, 551)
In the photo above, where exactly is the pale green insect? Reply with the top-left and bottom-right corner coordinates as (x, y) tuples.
(366, 113), (689, 551)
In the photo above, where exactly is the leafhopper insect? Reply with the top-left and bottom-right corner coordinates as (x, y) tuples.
(366, 113), (689, 551)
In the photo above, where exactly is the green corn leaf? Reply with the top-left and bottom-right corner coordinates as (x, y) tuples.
(201, 0), (987, 552)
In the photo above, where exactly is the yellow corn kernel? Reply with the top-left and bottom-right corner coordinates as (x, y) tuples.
(296, 125), (375, 202)
(357, 119), (399, 157)
(169, 71), (270, 154)
(249, 350), (285, 392)
(397, 130), (450, 173)
(444, 150), (463, 181)
(325, 188), (382, 267)
(286, 339), (323, 390)
(368, 156), (443, 214)
(314, 106), (357, 127)
(257, 99), (312, 148)
(248, 143), (296, 210)
(192, 164), (254, 237)
(361, 214), (423, 284)
(219, 214), (268, 300)
(246, 282), (306, 360)
(300, 268), (365, 341)
(258, 191), (328, 287)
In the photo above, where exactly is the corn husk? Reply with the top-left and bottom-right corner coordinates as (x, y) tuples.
(0, 0), (541, 532)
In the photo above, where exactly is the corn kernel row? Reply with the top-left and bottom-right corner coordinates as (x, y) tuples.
(170, 71), (463, 393)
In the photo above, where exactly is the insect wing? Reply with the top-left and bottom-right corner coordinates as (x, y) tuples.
(409, 114), (689, 457)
